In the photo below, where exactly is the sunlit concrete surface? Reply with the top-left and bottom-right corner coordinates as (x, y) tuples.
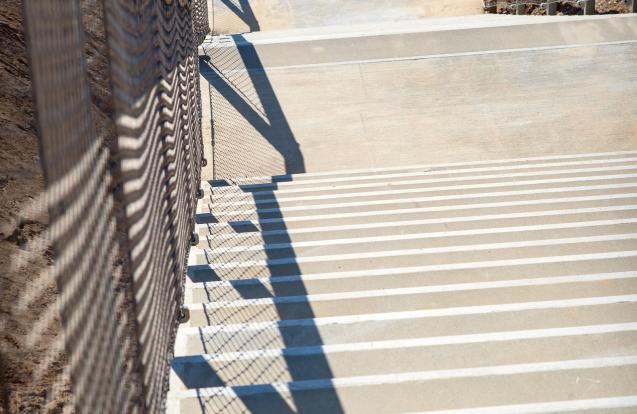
(199, 15), (637, 178)
(180, 12), (637, 414)
(209, 0), (484, 34)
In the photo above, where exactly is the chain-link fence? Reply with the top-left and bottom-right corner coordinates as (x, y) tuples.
(14, 0), (208, 412)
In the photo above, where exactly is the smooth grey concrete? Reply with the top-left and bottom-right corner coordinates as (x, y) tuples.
(209, 0), (484, 34)
(198, 15), (637, 180)
(172, 331), (637, 388)
(169, 150), (637, 412)
(204, 14), (637, 70)
(171, 14), (637, 414)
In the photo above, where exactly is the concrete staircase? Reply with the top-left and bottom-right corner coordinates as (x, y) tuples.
(168, 150), (637, 413)
(176, 9), (637, 413)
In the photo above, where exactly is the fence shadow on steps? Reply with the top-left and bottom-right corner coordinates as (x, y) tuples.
(182, 35), (344, 414)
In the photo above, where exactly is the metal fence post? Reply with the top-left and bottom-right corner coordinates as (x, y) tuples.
(629, 0), (637, 13)
(583, 0), (596, 14)
(484, 0), (497, 13)
(546, 0), (557, 15)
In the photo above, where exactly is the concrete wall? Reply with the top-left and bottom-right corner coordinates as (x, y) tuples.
(209, 0), (484, 34)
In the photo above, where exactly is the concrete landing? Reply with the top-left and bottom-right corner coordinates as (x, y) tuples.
(199, 14), (637, 179)
(209, 0), (484, 34)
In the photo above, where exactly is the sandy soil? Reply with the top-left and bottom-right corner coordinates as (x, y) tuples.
(0, 2), (70, 412)
(0, 0), (116, 412)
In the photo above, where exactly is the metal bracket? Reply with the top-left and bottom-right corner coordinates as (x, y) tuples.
(178, 307), (190, 324)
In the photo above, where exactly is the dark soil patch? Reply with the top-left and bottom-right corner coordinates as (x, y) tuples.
(0, 1), (117, 412)
(0, 2), (67, 412)
(491, 0), (629, 14)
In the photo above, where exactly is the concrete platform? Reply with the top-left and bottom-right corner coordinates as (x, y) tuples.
(209, 0), (484, 34)
(199, 14), (637, 180)
(176, 13), (637, 414)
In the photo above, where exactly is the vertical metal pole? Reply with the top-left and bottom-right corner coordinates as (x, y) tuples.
(516, 0), (525, 14)
(546, 1), (557, 15)
(208, 78), (216, 182)
(629, 0), (637, 13)
(583, 0), (595, 14)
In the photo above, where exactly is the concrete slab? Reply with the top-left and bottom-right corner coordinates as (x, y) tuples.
(198, 15), (637, 180)
(209, 0), (485, 35)
(203, 47), (637, 177)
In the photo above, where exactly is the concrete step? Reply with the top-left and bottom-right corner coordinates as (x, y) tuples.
(196, 205), (637, 248)
(204, 156), (637, 199)
(203, 14), (637, 69)
(170, 327), (637, 389)
(195, 182), (637, 223)
(188, 234), (637, 280)
(195, 194), (637, 237)
(184, 276), (637, 326)
(201, 167), (637, 213)
(169, 359), (637, 413)
(203, 151), (637, 191)
(186, 255), (637, 302)
(209, 1), (486, 34)
(194, 220), (637, 264)
(176, 299), (637, 355)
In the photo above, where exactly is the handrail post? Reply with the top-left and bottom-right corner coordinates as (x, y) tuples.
(484, 0), (497, 13)
(583, 0), (595, 14)
(546, 0), (557, 15)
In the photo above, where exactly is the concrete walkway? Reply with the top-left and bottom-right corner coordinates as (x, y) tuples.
(176, 12), (637, 414)
(200, 15), (637, 178)
(209, 0), (484, 34)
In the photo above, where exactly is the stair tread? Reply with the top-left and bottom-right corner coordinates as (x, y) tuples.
(171, 152), (637, 412)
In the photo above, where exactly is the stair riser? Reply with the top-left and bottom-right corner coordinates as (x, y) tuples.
(177, 302), (637, 355)
(196, 176), (637, 214)
(171, 331), (637, 389)
(171, 364), (637, 414)
(195, 196), (637, 236)
(204, 163), (637, 201)
(185, 279), (637, 326)
(196, 223), (637, 263)
(188, 238), (637, 279)
(195, 185), (637, 222)
(186, 257), (637, 302)
(195, 207), (637, 248)
(202, 151), (637, 190)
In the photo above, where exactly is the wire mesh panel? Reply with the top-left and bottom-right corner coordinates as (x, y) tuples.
(103, 0), (204, 411)
(192, 0), (211, 44)
(22, 0), (206, 412)
(22, 0), (137, 412)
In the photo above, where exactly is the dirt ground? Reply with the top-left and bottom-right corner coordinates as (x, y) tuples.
(0, 1), (69, 412)
(492, 0), (629, 14)
(0, 0), (116, 412)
